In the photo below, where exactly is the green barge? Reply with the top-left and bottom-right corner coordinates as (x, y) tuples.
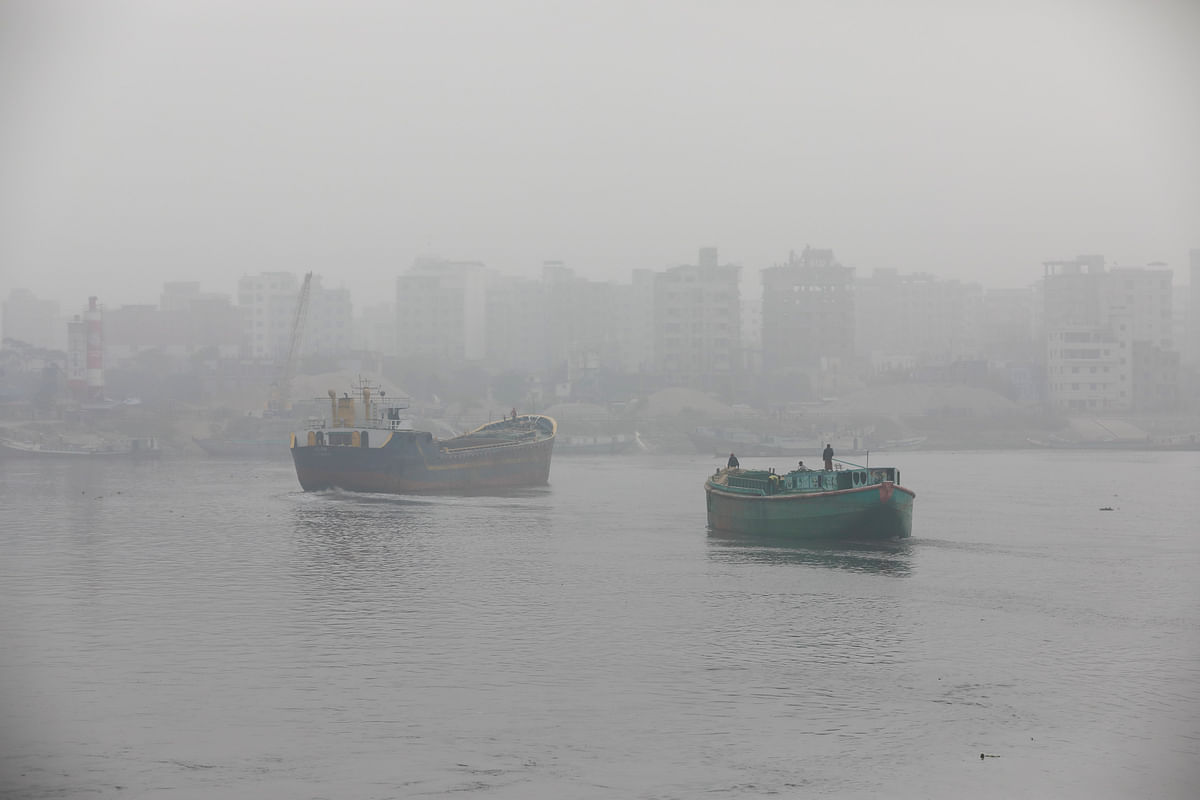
(705, 461), (915, 540)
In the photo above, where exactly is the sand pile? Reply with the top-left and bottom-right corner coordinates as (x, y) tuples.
(833, 384), (1019, 416)
(638, 388), (736, 418)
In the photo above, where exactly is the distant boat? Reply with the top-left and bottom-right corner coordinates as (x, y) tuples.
(290, 381), (556, 493)
(705, 460), (915, 540)
(874, 436), (927, 451)
(689, 426), (869, 458)
(555, 432), (642, 455)
(0, 436), (160, 459)
(1025, 435), (1200, 451)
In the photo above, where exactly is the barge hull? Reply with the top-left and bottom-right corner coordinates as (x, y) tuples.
(291, 435), (553, 493)
(705, 482), (914, 540)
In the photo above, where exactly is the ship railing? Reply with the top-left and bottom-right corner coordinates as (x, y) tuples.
(726, 475), (772, 494)
(373, 417), (414, 431)
(832, 457), (868, 470)
(717, 481), (767, 496)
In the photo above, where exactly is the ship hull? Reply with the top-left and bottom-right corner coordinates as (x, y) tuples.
(291, 424), (555, 494)
(705, 481), (914, 540)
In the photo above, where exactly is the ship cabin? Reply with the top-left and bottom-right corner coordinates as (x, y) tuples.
(299, 383), (415, 449)
(722, 465), (900, 496)
(377, 402), (414, 431)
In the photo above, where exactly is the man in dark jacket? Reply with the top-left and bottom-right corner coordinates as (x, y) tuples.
(727, 453), (740, 469)
(822, 443), (834, 471)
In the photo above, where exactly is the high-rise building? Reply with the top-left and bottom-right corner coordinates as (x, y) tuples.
(485, 271), (546, 372)
(1187, 248), (1200, 367)
(761, 247), (854, 372)
(654, 248), (741, 394)
(980, 286), (1037, 362)
(540, 262), (630, 390)
(306, 276), (352, 356)
(395, 258), (487, 362)
(614, 269), (656, 375)
(856, 268), (983, 369)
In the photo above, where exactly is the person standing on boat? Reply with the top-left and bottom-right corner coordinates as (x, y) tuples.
(727, 452), (739, 469)
(822, 443), (834, 471)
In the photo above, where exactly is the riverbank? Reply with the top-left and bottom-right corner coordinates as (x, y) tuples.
(4, 407), (1198, 459)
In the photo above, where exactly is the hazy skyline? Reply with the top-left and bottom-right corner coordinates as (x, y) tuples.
(2, 0), (1198, 311)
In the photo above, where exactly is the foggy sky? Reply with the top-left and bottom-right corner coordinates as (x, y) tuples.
(2, 0), (1198, 311)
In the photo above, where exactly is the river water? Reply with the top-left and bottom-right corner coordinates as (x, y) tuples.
(1, 450), (1197, 799)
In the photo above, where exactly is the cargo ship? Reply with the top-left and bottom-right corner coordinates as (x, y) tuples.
(290, 383), (556, 493)
(705, 459), (915, 540)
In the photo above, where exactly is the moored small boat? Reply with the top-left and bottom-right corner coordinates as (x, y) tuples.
(0, 436), (160, 459)
(704, 460), (915, 540)
(556, 432), (643, 455)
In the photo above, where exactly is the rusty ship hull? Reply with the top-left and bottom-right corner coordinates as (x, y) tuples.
(291, 414), (556, 494)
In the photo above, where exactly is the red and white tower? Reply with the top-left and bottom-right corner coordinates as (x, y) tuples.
(66, 317), (87, 401)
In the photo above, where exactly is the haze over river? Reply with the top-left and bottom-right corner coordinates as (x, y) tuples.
(2, 450), (1197, 798)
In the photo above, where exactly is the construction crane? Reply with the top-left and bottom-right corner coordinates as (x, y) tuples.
(267, 271), (313, 416)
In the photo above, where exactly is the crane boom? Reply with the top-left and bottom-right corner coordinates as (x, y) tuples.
(269, 271), (313, 415)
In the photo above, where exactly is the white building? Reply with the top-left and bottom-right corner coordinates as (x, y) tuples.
(306, 277), (352, 356)
(1045, 325), (1131, 412)
(238, 272), (302, 360)
(1042, 256), (1176, 412)
(238, 272), (349, 360)
(856, 269), (983, 369)
(395, 258), (487, 362)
